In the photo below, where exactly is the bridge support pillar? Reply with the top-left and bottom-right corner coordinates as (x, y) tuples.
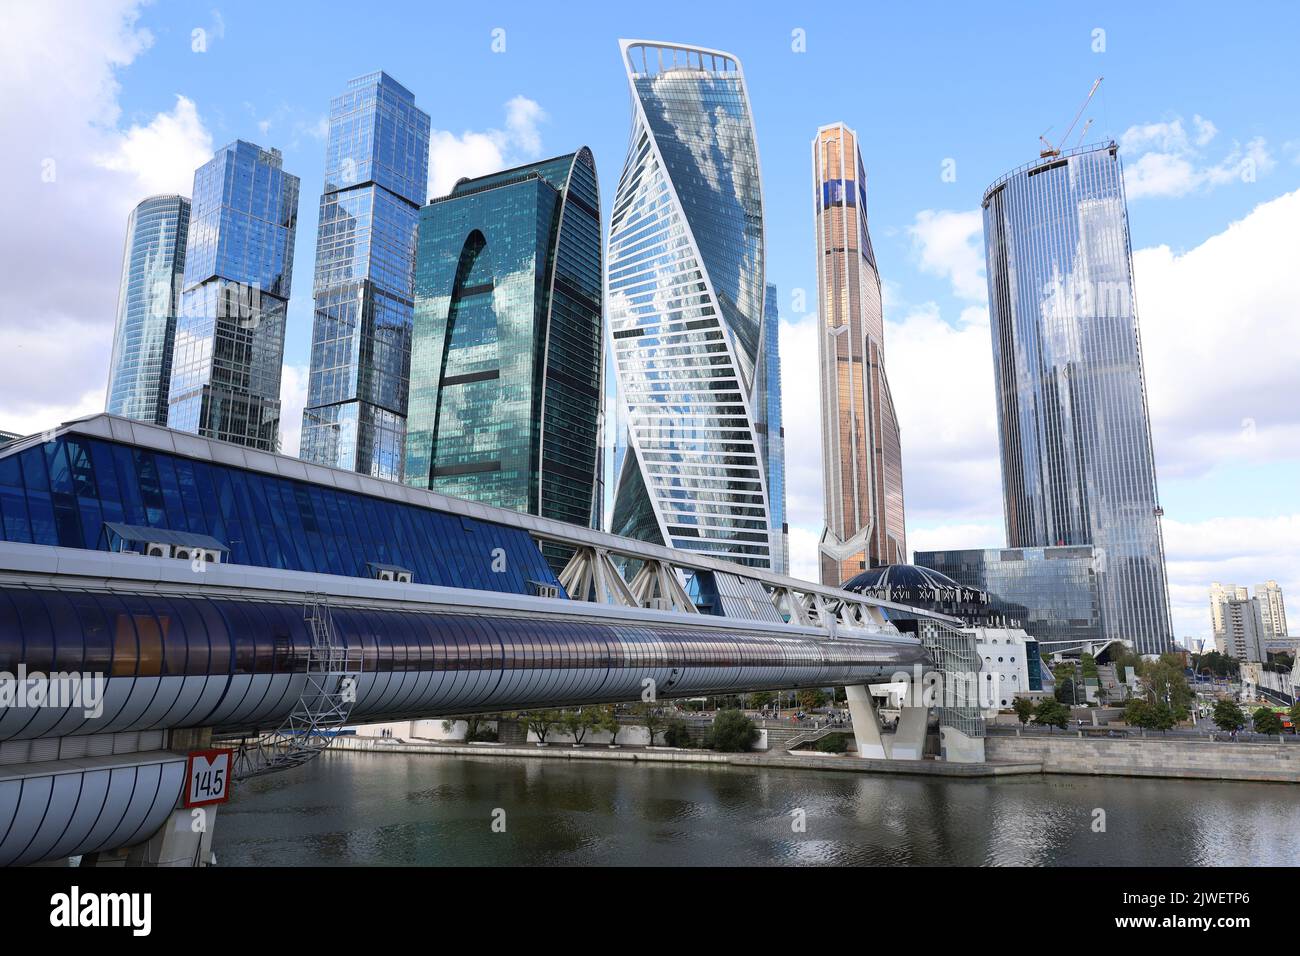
(845, 685), (932, 760)
(844, 685), (889, 758)
(890, 706), (929, 760)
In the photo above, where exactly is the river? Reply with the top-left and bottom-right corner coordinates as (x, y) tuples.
(213, 750), (1300, 866)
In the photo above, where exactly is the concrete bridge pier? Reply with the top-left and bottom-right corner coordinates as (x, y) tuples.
(844, 684), (928, 760)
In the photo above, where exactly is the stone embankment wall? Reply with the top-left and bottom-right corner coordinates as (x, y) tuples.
(985, 735), (1300, 783)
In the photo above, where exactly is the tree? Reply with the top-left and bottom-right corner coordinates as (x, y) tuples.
(1123, 698), (1154, 730)
(1253, 707), (1283, 735)
(597, 705), (622, 746)
(1012, 697), (1035, 725)
(1212, 699), (1246, 734)
(1079, 652), (1099, 679)
(1138, 654), (1194, 720)
(514, 709), (561, 744)
(798, 688), (828, 712)
(632, 701), (670, 747)
(1149, 701), (1177, 734)
(560, 708), (598, 745)
(663, 718), (694, 748)
(1191, 650), (1239, 679)
(749, 690), (776, 711)
(442, 714), (497, 742)
(706, 708), (759, 752)
(1055, 677), (1078, 705)
(1033, 698), (1070, 731)
(1289, 701), (1300, 730)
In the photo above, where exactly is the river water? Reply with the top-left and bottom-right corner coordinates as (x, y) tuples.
(213, 751), (1300, 866)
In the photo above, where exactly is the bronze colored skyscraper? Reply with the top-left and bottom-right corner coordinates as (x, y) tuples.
(813, 123), (906, 585)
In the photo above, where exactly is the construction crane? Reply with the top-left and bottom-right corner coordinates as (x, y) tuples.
(1038, 76), (1103, 158)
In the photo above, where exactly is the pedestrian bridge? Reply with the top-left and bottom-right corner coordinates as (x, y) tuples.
(0, 414), (970, 866)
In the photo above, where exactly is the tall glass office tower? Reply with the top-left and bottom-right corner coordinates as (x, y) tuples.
(607, 40), (774, 569)
(299, 72), (431, 480)
(756, 283), (788, 574)
(982, 142), (1172, 654)
(403, 149), (603, 544)
(169, 141), (300, 451)
(106, 194), (191, 424)
(812, 123), (906, 585)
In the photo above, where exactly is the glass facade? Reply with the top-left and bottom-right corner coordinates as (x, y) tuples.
(812, 123), (906, 585)
(755, 283), (788, 574)
(169, 141), (300, 451)
(403, 149), (603, 551)
(607, 40), (774, 568)
(105, 195), (191, 425)
(915, 546), (1105, 649)
(0, 432), (558, 595)
(982, 143), (1172, 654)
(300, 73), (431, 480)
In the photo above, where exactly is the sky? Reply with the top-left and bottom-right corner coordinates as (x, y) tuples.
(2, 0), (1297, 644)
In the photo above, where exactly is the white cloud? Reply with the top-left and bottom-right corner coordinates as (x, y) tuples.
(780, 300), (1003, 575)
(1164, 514), (1300, 640)
(0, 1), (213, 436)
(1135, 188), (1300, 479)
(94, 94), (212, 195)
(1120, 114), (1274, 199)
(907, 208), (986, 301)
(277, 364), (310, 457)
(427, 96), (549, 197)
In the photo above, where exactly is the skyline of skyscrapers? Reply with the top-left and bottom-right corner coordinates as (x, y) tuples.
(81, 57), (1256, 649)
(402, 149), (604, 550)
(106, 194), (191, 425)
(812, 122), (907, 586)
(982, 142), (1173, 655)
(1211, 580), (1289, 655)
(168, 140), (300, 451)
(299, 72), (431, 480)
(606, 39), (777, 569)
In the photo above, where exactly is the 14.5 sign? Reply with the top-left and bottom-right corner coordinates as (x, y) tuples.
(183, 748), (233, 808)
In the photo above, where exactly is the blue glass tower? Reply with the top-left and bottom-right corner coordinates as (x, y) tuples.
(756, 283), (788, 574)
(982, 142), (1172, 654)
(403, 149), (603, 542)
(607, 40), (774, 569)
(299, 72), (431, 480)
(106, 195), (191, 425)
(168, 141), (300, 451)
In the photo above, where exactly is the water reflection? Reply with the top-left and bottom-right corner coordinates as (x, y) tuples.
(215, 752), (1300, 867)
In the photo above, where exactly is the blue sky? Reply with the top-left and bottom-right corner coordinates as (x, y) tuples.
(3, 0), (1298, 641)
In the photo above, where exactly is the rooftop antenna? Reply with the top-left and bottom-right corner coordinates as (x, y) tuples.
(1039, 76), (1104, 158)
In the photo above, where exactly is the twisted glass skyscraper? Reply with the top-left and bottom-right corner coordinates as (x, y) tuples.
(300, 72), (431, 480)
(982, 142), (1172, 654)
(813, 123), (907, 584)
(169, 141), (299, 451)
(403, 149), (603, 543)
(106, 194), (190, 425)
(607, 40), (774, 569)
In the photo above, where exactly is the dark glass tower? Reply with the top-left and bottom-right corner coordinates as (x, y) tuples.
(299, 72), (431, 480)
(106, 194), (191, 425)
(756, 283), (788, 574)
(982, 142), (1172, 654)
(168, 141), (300, 451)
(403, 149), (603, 541)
